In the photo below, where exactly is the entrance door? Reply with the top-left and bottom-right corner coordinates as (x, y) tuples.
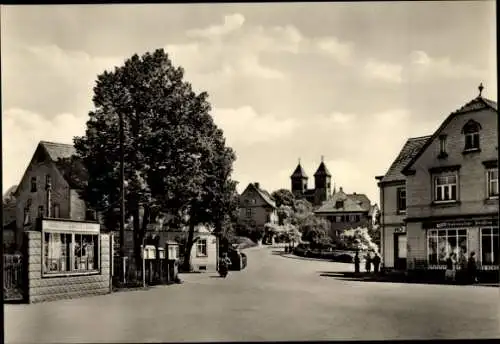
(394, 233), (407, 270)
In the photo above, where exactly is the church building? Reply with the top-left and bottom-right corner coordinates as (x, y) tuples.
(290, 157), (332, 207)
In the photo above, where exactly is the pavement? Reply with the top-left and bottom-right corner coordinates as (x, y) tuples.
(5, 245), (500, 342)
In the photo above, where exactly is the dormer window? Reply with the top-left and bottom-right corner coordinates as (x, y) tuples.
(335, 200), (344, 209)
(438, 135), (448, 159)
(462, 120), (481, 152)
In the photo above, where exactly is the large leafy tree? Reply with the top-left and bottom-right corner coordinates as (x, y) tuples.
(74, 49), (236, 270)
(270, 189), (295, 208)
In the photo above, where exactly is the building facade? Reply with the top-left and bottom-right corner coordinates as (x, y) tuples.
(377, 88), (498, 274)
(315, 187), (378, 239)
(238, 182), (278, 230)
(291, 158), (332, 207)
(375, 136), (430, 270)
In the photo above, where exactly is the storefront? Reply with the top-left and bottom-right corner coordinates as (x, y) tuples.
(24, 218), (112, 303)
(422, 217), (499, 271)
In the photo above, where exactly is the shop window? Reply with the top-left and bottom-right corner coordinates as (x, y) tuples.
(397, 187), (406, 213)
(196, 238), (207, 257)
(427, 229), (467, 265)
(43, 232), (99, 276)
(462, 120), (481, 152)
(31, 177), (37, 192)
(487, 169), (499, 198)
(481, 228), (499, 265)
(434, 174), (458, 202)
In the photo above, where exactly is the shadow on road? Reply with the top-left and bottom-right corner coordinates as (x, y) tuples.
(318, 271), (497, 287)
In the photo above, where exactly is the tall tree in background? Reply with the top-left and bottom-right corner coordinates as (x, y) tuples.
(74, 49), (237, 271)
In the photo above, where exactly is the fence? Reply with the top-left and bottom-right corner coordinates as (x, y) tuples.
(4, 254), (25, 301)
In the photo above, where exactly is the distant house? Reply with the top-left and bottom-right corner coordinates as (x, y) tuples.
(290, 158), (332, 207)
(13, 141), (93, 249)
(238, 182), (278, 231)
(165, 225), (218, 272)
(315, 187), (378, 239)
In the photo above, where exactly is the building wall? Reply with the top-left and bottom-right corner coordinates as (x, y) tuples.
(318, 213), (371, 233)
(406, 222), (426, 268)
(190, 234), (217, 272)
(69, 189), (87, 221)
(25, 231), (111, 303)
(382, 225), (396, 268)
(406, 108), (498, 219)
(15, 154), (71, 248)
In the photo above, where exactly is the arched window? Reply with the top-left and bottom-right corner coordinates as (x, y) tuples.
(462, 120), (481, 151)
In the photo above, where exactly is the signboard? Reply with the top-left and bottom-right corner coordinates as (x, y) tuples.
(42, 219), (100, 234)
(394, 226), (406, 234)
(423, 218), (498, 230)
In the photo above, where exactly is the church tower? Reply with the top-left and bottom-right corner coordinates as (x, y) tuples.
(290, 159), (308, 198)
(314, 156), (332, 206)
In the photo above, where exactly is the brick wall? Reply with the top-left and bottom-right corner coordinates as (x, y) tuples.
(406, 107), (498, 218)
(25, 231), (111, 303)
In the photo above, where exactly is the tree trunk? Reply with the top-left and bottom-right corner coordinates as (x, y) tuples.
(182, 211), (196, 272)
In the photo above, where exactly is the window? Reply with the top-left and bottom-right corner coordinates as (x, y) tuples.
(43, 232), (99, 275)
(462, 120), (481, 151)
(397, 187), (406, 213)
(38, 206), (44, 218)
(23, 207), (31, 225)
(481, 228), (499, 266)
(355, 215), (361, 222)
(349, 215), (356, 222)
(427, 229), (467, 265)
(53, 204), (60, 218)
(335, 201), (344, 209)
(196, 239), (207, 257)
(438, 135), (447, 157)
(44, 233), (71, 273)
(246, 208), (252, 218)
(31, 177), (37, 192)
(45, 175), (52, 189)
(434, 174), (458, 202)
(336, 216), (342, 223)
(487, 169), (499, 198)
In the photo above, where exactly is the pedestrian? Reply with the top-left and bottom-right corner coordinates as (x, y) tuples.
(445, 254), (456, 283)
(354, 250), (360, 274)
(365, 251), (372, 273)
(372, 252), (381, 274)
(467, 251), (478, 284)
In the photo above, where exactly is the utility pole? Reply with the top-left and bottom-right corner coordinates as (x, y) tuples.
(119, 110), (126, 284)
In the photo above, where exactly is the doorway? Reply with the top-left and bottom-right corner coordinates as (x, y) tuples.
(394, 233), (407, 270)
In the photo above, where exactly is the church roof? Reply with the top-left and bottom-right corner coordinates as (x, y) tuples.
(380, 135), (431, 184)
(291, 163), (308, 178)
(314, 161), (331, 177)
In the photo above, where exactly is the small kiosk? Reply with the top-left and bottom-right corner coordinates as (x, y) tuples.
(165, 240), (180, 283)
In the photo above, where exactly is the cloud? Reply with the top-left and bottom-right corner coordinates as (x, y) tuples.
(2, 108), (87, 191)
(187, 13), (245, 39)
(211, 106), (299, 146)
(314, 37), (354, 65)
(364, 59), (403, 84)
(408, 50), (486, 80)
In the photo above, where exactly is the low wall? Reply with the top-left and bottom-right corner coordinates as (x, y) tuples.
(26, 231), (111, 303)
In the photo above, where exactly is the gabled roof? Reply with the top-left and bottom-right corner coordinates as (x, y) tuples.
(381, 136), (431, 183)
(291, 163), (308, 179)
(241, 183), (276, 208)
(315, 188), (370, 214)
(349, 193), (371, 210)
(314, 161), (331, 177)
(402, 96), (497, 175)
(15, 141), (86, 195)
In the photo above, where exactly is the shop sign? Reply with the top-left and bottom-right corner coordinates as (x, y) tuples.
(42, 219), (100, 233)
(423, 218), (498, 229)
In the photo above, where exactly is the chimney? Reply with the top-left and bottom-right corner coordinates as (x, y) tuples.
(254, 182), (260, 189)
(353, 192), (356, 195)
(339, 187), (343, 193)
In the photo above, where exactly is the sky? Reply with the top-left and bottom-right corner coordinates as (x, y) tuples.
(1, 2), (497, 205)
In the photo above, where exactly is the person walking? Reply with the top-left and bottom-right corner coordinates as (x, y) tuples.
(372, 252), (381, 274)
(445, 254), (456, 283)
(467, 251), (478, 284)
(354, 250), (360, 274)
(365, 251), (372, 273)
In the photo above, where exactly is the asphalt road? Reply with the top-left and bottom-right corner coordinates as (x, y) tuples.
(5, 246), (500, 342)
